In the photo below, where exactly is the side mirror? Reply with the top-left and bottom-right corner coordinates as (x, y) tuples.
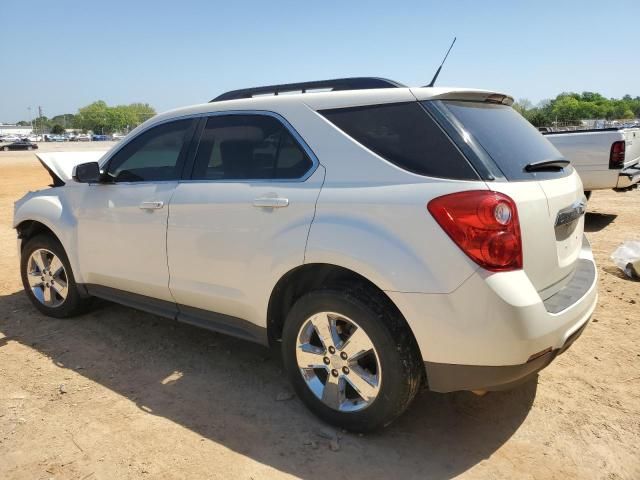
(72, 162), (101, 183)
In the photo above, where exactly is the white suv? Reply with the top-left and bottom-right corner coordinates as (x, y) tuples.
(14, 78), (597, 431)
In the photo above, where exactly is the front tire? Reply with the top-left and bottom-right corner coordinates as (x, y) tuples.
(282, 287), (422, 432)
(20, 234), (91, 318)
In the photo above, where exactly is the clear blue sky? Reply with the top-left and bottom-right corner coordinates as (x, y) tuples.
(1, 0), (639, 122)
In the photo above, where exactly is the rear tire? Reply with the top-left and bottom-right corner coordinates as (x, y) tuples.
(20, 234), (92, 318)
(282, 287), (422, 432)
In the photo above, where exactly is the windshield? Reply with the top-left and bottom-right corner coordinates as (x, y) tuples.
(429, 100), (570, 181)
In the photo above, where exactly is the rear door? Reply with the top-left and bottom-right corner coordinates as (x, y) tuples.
(428, 100), (585, 293)
(167, 113), (323, 325)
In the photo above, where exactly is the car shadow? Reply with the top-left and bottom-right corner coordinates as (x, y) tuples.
(0, 290), (537, 480)
(584, 212), (617, 232)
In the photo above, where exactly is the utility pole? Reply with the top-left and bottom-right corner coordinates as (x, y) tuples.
(38, 106), (43, 135)
(27, 107), (32, 134)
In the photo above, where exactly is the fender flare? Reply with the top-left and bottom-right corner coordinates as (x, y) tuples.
(14, 192), (83, 283)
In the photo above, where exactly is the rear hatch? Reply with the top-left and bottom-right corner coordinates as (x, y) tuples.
(425, 99), (586, 294)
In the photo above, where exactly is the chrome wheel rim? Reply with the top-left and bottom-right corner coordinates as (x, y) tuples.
(296, 312), (381, 412)
(26, 248), (68, 307)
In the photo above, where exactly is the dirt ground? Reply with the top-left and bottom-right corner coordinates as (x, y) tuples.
(1, 143), (639, 480)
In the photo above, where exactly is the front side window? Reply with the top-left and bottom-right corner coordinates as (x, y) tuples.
(191, 114), (313, 180)
(106, 119), (194, 182)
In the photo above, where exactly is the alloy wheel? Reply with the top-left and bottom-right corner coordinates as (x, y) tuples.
(26, 248), (68, 307)
(296, 312), (381, 412)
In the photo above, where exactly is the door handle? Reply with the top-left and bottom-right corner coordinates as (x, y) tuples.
(253, 196), (289, 208)
(139, 201), (164, 210)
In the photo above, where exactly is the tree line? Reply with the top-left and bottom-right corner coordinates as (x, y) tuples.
(513, 92), (640, 127)
(17, 101), (156, 134)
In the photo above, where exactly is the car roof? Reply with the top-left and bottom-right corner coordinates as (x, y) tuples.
(153, 86), (512, 123)
(121, 82), (514, 146)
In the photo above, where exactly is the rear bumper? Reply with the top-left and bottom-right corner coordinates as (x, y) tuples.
(615, 164), (640, 190)
(424, 319), (589, 392)
(387, 235), (598, 392)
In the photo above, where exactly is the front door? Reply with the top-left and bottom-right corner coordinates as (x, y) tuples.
(76, 118), (196, 301)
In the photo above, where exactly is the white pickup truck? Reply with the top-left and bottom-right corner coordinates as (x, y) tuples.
(544, 127), (640, 197)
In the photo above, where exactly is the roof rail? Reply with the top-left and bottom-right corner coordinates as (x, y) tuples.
(210, 77), (405, 102)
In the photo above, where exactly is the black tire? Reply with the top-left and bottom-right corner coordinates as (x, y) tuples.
(20, 234), (92, 318)
(282, 287), (423, 432)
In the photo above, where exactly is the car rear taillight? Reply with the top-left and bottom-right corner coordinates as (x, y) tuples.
(427, 191), (522, 272)
(609, 141), (625, 169)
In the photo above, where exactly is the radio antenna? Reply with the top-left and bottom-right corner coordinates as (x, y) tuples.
(425, 37), (457, 87)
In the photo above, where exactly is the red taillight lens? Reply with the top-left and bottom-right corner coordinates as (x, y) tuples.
(428, 190), (523, 272)
(609, 140), (625, 169)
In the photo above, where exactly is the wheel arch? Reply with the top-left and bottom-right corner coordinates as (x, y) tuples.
(266, 263), (423, 362)
(16, 220), (61, 250)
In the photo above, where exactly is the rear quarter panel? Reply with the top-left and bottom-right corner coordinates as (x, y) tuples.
(306, 180), (485, 294)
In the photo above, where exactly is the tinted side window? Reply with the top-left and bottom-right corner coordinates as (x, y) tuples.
(191, 115), (312, 180)
(319, 102), (478, 180)
(106, 119), (193, 182)
(433, 101), (570, 181)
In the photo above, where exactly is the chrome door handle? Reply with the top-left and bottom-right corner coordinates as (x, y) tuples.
(253, 196), (289, 208)
(139, 201), (164, 210)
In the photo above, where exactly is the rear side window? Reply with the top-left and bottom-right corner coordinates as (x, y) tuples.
(432, 101), (569, 180)
(319, 102), (478, 180)
(191, 114), (313, 180)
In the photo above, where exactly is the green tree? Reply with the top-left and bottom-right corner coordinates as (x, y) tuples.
(50, 114), (76, 128)
(551, 96), (582, 123)
(51, 124), (65, 134)
(125, 103), (156, 126)
(75, 101), (110, 133)
(74, 101), (156, 133)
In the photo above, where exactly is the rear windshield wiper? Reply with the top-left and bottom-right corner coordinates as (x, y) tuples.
(525, 159), (570, 172)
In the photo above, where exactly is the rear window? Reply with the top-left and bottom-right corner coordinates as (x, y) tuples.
(319, 102), (479, 180)
(431, 101), (569, 181)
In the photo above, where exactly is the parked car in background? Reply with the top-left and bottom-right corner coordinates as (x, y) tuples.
(44, 135), (66, 142)
(92, 134), (110, 141)
(1, 134), (20, 143)
(27, 135), (43, 142)
(14, 77), (597, 431)
(544, 127), (640, 197)
(1, 140), (38, 151)
(112, 133), (126, 141)
(76, 134), (91, 142)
